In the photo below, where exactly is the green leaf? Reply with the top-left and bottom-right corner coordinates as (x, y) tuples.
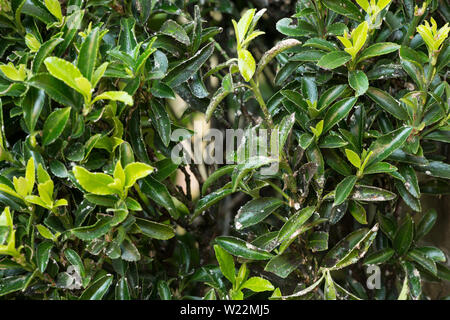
(92, 91), (133, 105)
(71, 216), (112, 241)
(135, 218), (175, 240)
(393, 215), (414, 256)
(215, 236), (274, 260)
(0, 273), (35, 297)
(334, 175), (357, 206)
(363, 248), (395, 265)
(264, 252), (303, 278)
(345, 149), (361, 168)
(317, 51), (351, 69)
(123, 162), (154, 188)
(44, 57), (92, 100)
(350, 185), (396, 201)
(32, 38), (63, 73)
(44, 0), (62, 22)
(241, 277), (274, 292)
(149, 99), (171, 147)
(363, 162), (397, 175)
(415, 209), (437, 240)
(366, 87), (409, 120)
(231, 156), (278, 192)
(357, 43), (400, 63)
(416, 246), (446, 263)
(28, 73), (78, 109)
(22, 87), (45, 133)
(73, 166), (116, 195)
(214, 244), (235, 284)
(348, 201), (367, 224)
(36, 241), (53, 273)
(323, 97), (357, 133)
(150, 81), (175, 99)
(275, 274), (325, 299)
(64, 248), (86, 278)
(193, 188), (234, 220)
(235, 9), (255, 44)
(277, 206), (315, 253)
(139, 176), (178, 218)
(235, 197), (283, 230)
(42, 107), (71, 146)
(77, 27), (100, 82)
(79, 275), (113, 300)
(160, 20), (190, 46)
(238, 49), (256, 82)
(348, 70), (368, 96)
(324, 270), (336, 300)
(164, 43), (214, 87)
(307, 231), (329, 252)
(321, 225), (378, 270)
(322, 0), (364, 21)
(407, 249), (437, 275)
(115, 277), (131, 300)
(365, 127), (413, 167)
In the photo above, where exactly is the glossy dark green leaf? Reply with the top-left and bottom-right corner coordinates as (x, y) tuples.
(71, 216), (113, 241)
(323, 97), (357, 133)
(22, 87), (45, 133)
(160, 20), (190, 46)
(64, 248), (86, 278)
(264, 251), (303, 278)
(235, 197), (284, 230)
(321, 225), (378, 270)
(317, 51), (351, 70)
(165, 43), (214, 87)
(415, 209), (437, 240)
(149, 99), (171, 147)
(363, 248), (395, 265)
(357, 43), (400, 63)
(42, 107), (71, 146)
(215, 236), (274, 260)
(321, 0), (364, 21)
(79, 274), (113, 300)
(135, 218), (175, 240)
(28, 73), (78, 109)
(115, 277), (131, 300)
(407, 249), (437, 275)
(277, 206), (315, 253)
(366, 87), (409, 120)
(365, 127), (413, 167)
(192, 188), (233, 221)
(77, 27), (100, 82)
(307, 231), (329, 252)
(393, 215), (414, 256)
(139, 176), (178, 219)
(36, 241), (53, 273)
(348, 70), (368, 96)
(32, 37), (63, 73)
(334, 175), (357, 206)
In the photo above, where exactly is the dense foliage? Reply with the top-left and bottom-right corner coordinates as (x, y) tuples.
(0, 0), (449, 300)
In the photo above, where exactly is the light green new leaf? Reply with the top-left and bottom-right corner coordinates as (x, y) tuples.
(238, 49), (256, 82)
(44, 0), (63, 22)
(44, 57), (92, 100)
(123, 162), (154, 188)
(92, 91), (133, 106)
(241, 277), (274, 292)
(214, 244), (235, 284)
(73, 166), (116, 195)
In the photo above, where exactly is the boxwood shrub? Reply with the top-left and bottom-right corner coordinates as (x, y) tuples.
(0, 0), (449, 300)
